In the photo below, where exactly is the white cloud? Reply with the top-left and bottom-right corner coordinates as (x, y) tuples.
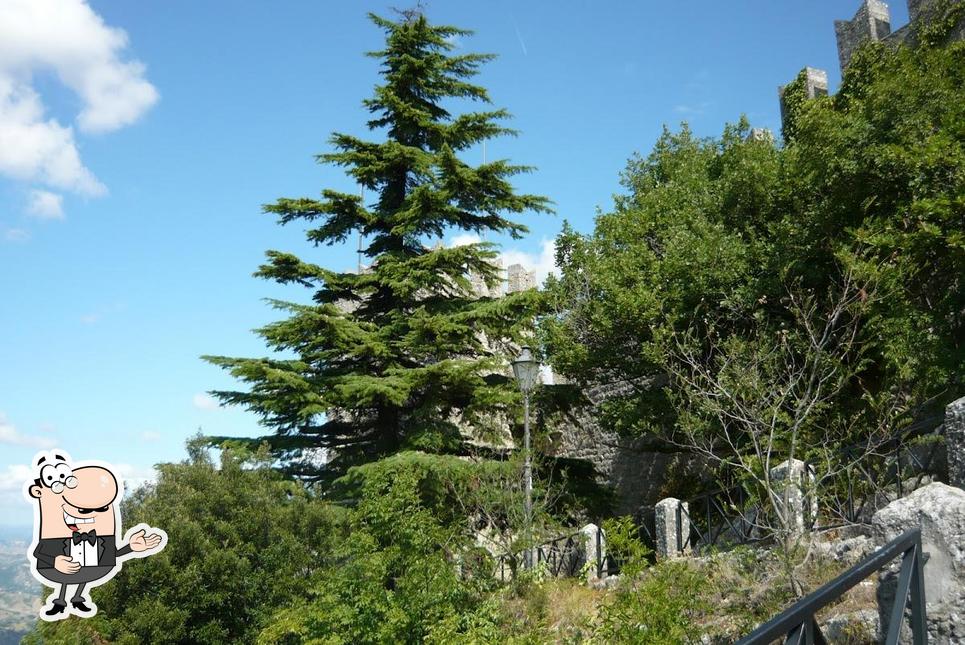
(0, 0), (157, 199)
(446, 235), (558, 287)
(0, 463), (33, 493)
(499, 238), (558, 285)
(26, 189), (64, 219)
(4, 228), (29, 242)
(0, 414), (56, 449)
(0, 463), (34, 520)
(113, 462), (157, 493)
(511, 18), (528, 56)
(0, 76), (106, 196)
(78, 301), (124, 325)
(140, 430), (161, 442)
(673, 101), (713, 116)
(449, 233), (482, 247)
(193, 393), (220, 411)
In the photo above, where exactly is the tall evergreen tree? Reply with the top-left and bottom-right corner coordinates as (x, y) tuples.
(203, 10), (551, 479)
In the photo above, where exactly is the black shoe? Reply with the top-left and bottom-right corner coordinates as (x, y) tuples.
(71, 599), (93, 613)
(45, 601), (67, 617)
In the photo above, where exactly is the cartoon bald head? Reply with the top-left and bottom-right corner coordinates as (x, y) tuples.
(28, 455), (120, 539)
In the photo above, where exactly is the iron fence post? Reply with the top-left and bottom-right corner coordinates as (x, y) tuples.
(596, 526), (603, 579)
(910, 535), (928, 644)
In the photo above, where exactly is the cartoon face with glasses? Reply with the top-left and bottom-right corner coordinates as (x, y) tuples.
(38, 458), (78, 494)
(25, 451), (166, 620)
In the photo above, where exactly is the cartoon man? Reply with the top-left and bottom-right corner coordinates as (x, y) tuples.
(24, 451), (166, 620)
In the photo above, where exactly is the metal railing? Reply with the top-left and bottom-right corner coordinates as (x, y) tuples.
(534, 531), (584, 577)
(641, 416), (945, 555)
(496, 525), (617, 581)
(817, 428), (943, 530)
(737, 527), (927, 645)
(684, 483), (763, 551)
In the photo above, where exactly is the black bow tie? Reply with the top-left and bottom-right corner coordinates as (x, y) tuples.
(72, 531), (97, 546)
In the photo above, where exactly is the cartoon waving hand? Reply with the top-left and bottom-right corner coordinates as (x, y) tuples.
(126, 528), (164, 553)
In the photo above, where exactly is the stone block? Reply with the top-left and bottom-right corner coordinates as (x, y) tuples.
(654, 497), (690, 559)
(872, 482), (965, 643)
(769, 458), (816, 539)
(945, 395), (965, 491)
(580, 523), (605, 583)
(835, 0), (892, 71)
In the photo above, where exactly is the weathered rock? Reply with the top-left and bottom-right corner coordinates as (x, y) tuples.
(813, 534), (874, 564)
(820, 608), (879, 644)
(872, 482), (965, 644)
(946, 395), (965, 491)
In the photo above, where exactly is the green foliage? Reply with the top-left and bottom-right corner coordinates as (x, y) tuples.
(542, 118), (782, 446)
(542, 35), (965, 487)
(597, 517), (709, 644)
(913, 0), (965, 47)
(794, 40), (965, 397)
(779, 68), (829, 143)
(26, 440), (347, 645)
(203, 10), (551, 478)
(258, 467), (494, 645)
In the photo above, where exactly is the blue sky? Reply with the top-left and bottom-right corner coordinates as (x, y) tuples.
(0, 0), (911, 528)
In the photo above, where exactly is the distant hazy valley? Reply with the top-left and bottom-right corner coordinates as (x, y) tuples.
(0, 530), (39, 644)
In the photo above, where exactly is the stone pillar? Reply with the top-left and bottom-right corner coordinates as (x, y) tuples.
(580, 523), (605, 582)
(769, 458), (817, 539)
(946, 395), (965, 491)
(654, 497), (690, 559)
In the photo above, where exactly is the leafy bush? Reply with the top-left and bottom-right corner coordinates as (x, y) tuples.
(259, 467), (495, 644)
(596, 518), (709, 644)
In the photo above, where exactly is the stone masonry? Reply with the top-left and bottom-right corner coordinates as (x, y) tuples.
(835, 0), (894, 71)
(777, 67), (828, 127)
(549, 377), (686, 516)
(779, 0), (965, 133)
(654, 497), (690, 559)
(506, 263), (537, 293)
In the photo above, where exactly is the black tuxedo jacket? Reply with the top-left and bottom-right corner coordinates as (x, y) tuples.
(33, 535), (132, 569)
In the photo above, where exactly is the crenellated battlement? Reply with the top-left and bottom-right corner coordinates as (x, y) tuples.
(777, 0), (964, 136)
(835, 0), (894, 71)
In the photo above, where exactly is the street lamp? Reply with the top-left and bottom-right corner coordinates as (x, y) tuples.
(512, 345), (540, 569)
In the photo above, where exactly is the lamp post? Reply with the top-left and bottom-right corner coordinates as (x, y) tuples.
(512, 345), (540, 570)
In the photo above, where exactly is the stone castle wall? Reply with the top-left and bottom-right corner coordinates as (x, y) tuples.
(548, 379), (687, 516)
(778, 0), (965, 133)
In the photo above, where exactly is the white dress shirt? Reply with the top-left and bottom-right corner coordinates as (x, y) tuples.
(69, 535), (99, 566)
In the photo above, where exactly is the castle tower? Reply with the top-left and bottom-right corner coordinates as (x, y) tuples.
(777, 67), (829, 128)
(834, 0), (892, 71)
(906, 0), (965, 41)
(506, 264), (536, 293)
(746, 128), (775, 143)
(907, 0), (928, 23)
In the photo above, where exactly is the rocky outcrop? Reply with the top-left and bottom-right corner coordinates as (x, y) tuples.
(946, 395), (965, 491)
(820, 609), (879, 644)
(872, 482), (965, 644)
(813, 534), (875, 565)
